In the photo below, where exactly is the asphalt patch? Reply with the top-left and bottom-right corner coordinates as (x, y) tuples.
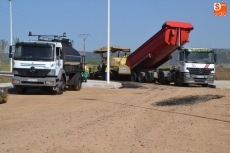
(120, 82), (148, 89)
(155, 94), (224, 106)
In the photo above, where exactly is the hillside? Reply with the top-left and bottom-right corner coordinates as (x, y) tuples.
(81, 49), (230, 67)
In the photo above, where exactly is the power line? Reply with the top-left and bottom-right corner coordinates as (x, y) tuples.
(78, 34), (91, 56)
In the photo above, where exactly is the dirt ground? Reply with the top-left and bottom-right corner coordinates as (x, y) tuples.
(0, 83), (230, 153)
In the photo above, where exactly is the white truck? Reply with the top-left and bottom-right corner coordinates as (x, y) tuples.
(9, 32), (85, 94)
(156, 47), (216, 87)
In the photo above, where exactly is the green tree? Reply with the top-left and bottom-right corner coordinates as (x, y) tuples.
(0, 40), (9, 70)
(87, 60), (99, 65)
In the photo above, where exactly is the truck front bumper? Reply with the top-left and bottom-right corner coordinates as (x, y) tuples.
(183, 73), (214, 84)
(12, 76), (58, 87)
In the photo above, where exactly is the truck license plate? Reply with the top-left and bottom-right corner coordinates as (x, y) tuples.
(196, 76), (204, 78)
(27, 78), (38, 82)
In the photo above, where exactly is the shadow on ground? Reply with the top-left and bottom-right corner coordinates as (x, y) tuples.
(119, 82), (149, 89)
(155, 94), (224, 106)
(7, 88), (75, 95)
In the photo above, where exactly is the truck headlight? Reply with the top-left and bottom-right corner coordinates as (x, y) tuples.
(12, 79), (20, 84)
(209, 75), (214, 79)
(13, 70), (19, 75)
(185, 74), (191, 79)
(45, 81), (55, 85)
(47, 69), (56, 76)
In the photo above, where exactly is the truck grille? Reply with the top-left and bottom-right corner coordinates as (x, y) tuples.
(14, 68), (50, 77)
(187, 68), (213, 75)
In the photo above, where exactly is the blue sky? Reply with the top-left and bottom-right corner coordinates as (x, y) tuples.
(0, 0), (229, 52)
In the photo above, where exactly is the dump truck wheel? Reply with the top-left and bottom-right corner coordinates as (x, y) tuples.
(138, 72), (145, 82)
(16, 87), (27, 94)
(202, 84), (208, 87)
(131, 72), (137, 82)
(175, 74), (182, 87)
(145, 72), (152, 83)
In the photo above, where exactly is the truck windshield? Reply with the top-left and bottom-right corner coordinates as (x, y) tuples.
(14, 45), (54, 61)
(185, 51), (215, 64)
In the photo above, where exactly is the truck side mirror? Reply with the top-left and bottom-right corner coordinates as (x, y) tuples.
(9, 46), (13, 58)
(214, 54), (217, 63)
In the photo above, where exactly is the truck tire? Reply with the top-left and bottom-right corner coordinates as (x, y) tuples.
(202, 84), (208, 87)
(55, 76), (64, 95)
(138, 72), (145, 82)
(175, 74), (182, 87)
(16, 86), (27, 94)
(73, 75), (82, 91)
(145, 72), (152, 83)
(131, 72), (137, 82)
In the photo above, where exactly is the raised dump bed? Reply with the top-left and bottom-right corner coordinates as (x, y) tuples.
(126, 21), (193, 70)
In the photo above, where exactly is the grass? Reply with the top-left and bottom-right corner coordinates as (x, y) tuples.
(0, 76), (12, 83)
(0, 62), (11, 71)
(215, 67), (230, 80)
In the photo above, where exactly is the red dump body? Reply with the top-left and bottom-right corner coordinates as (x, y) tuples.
(126, 21), (193, 70)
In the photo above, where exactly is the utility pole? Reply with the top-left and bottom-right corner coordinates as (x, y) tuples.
(8, 0), (13, 73)
(78, 34), (90, 56)
(107, 0), (110, 84)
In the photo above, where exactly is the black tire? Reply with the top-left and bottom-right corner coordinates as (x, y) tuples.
(138, 72), (145, 82)
(158, 72), (166, 85)
(202, 84), (208, 87)
(131, 72), (137, 82)
(16, 87), (27, 94)
(175, 73), (182, 87)
(73, 75), (82, 91)
(145, 72), (152, 83)
(55, 76), (64, 95)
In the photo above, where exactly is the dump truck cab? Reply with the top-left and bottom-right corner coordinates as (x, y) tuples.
(175, 47), (216, 85)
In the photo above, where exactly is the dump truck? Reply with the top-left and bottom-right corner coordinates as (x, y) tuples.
(9, 32), (85, 94)
(93, 46), (131, 80)
(126, 21), (216, 86)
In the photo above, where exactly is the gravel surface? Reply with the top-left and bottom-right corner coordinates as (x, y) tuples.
(0, 82), (230, 153)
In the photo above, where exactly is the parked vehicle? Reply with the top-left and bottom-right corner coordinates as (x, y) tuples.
(126, 21), (216, 86)
(9, 32), (85, 94)
(93, 46), (131, 80)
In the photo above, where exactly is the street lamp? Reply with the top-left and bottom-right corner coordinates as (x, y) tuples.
(78, 34), (90, 56)
(8, 0), (13, 73)
(107, 0), (110, 84)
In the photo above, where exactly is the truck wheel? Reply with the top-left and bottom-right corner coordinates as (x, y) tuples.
(138, 72), (145, 82)
(131, 72), (137, 82)
(145, 72), (152, 83)
(202, 84), (208, 87)
(55, 76), (64, 95)
(16, 87), (27, 94)
(73, 75), (82, 91)
(158, 72), (165, 84)
(175, 74), (182, 87)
